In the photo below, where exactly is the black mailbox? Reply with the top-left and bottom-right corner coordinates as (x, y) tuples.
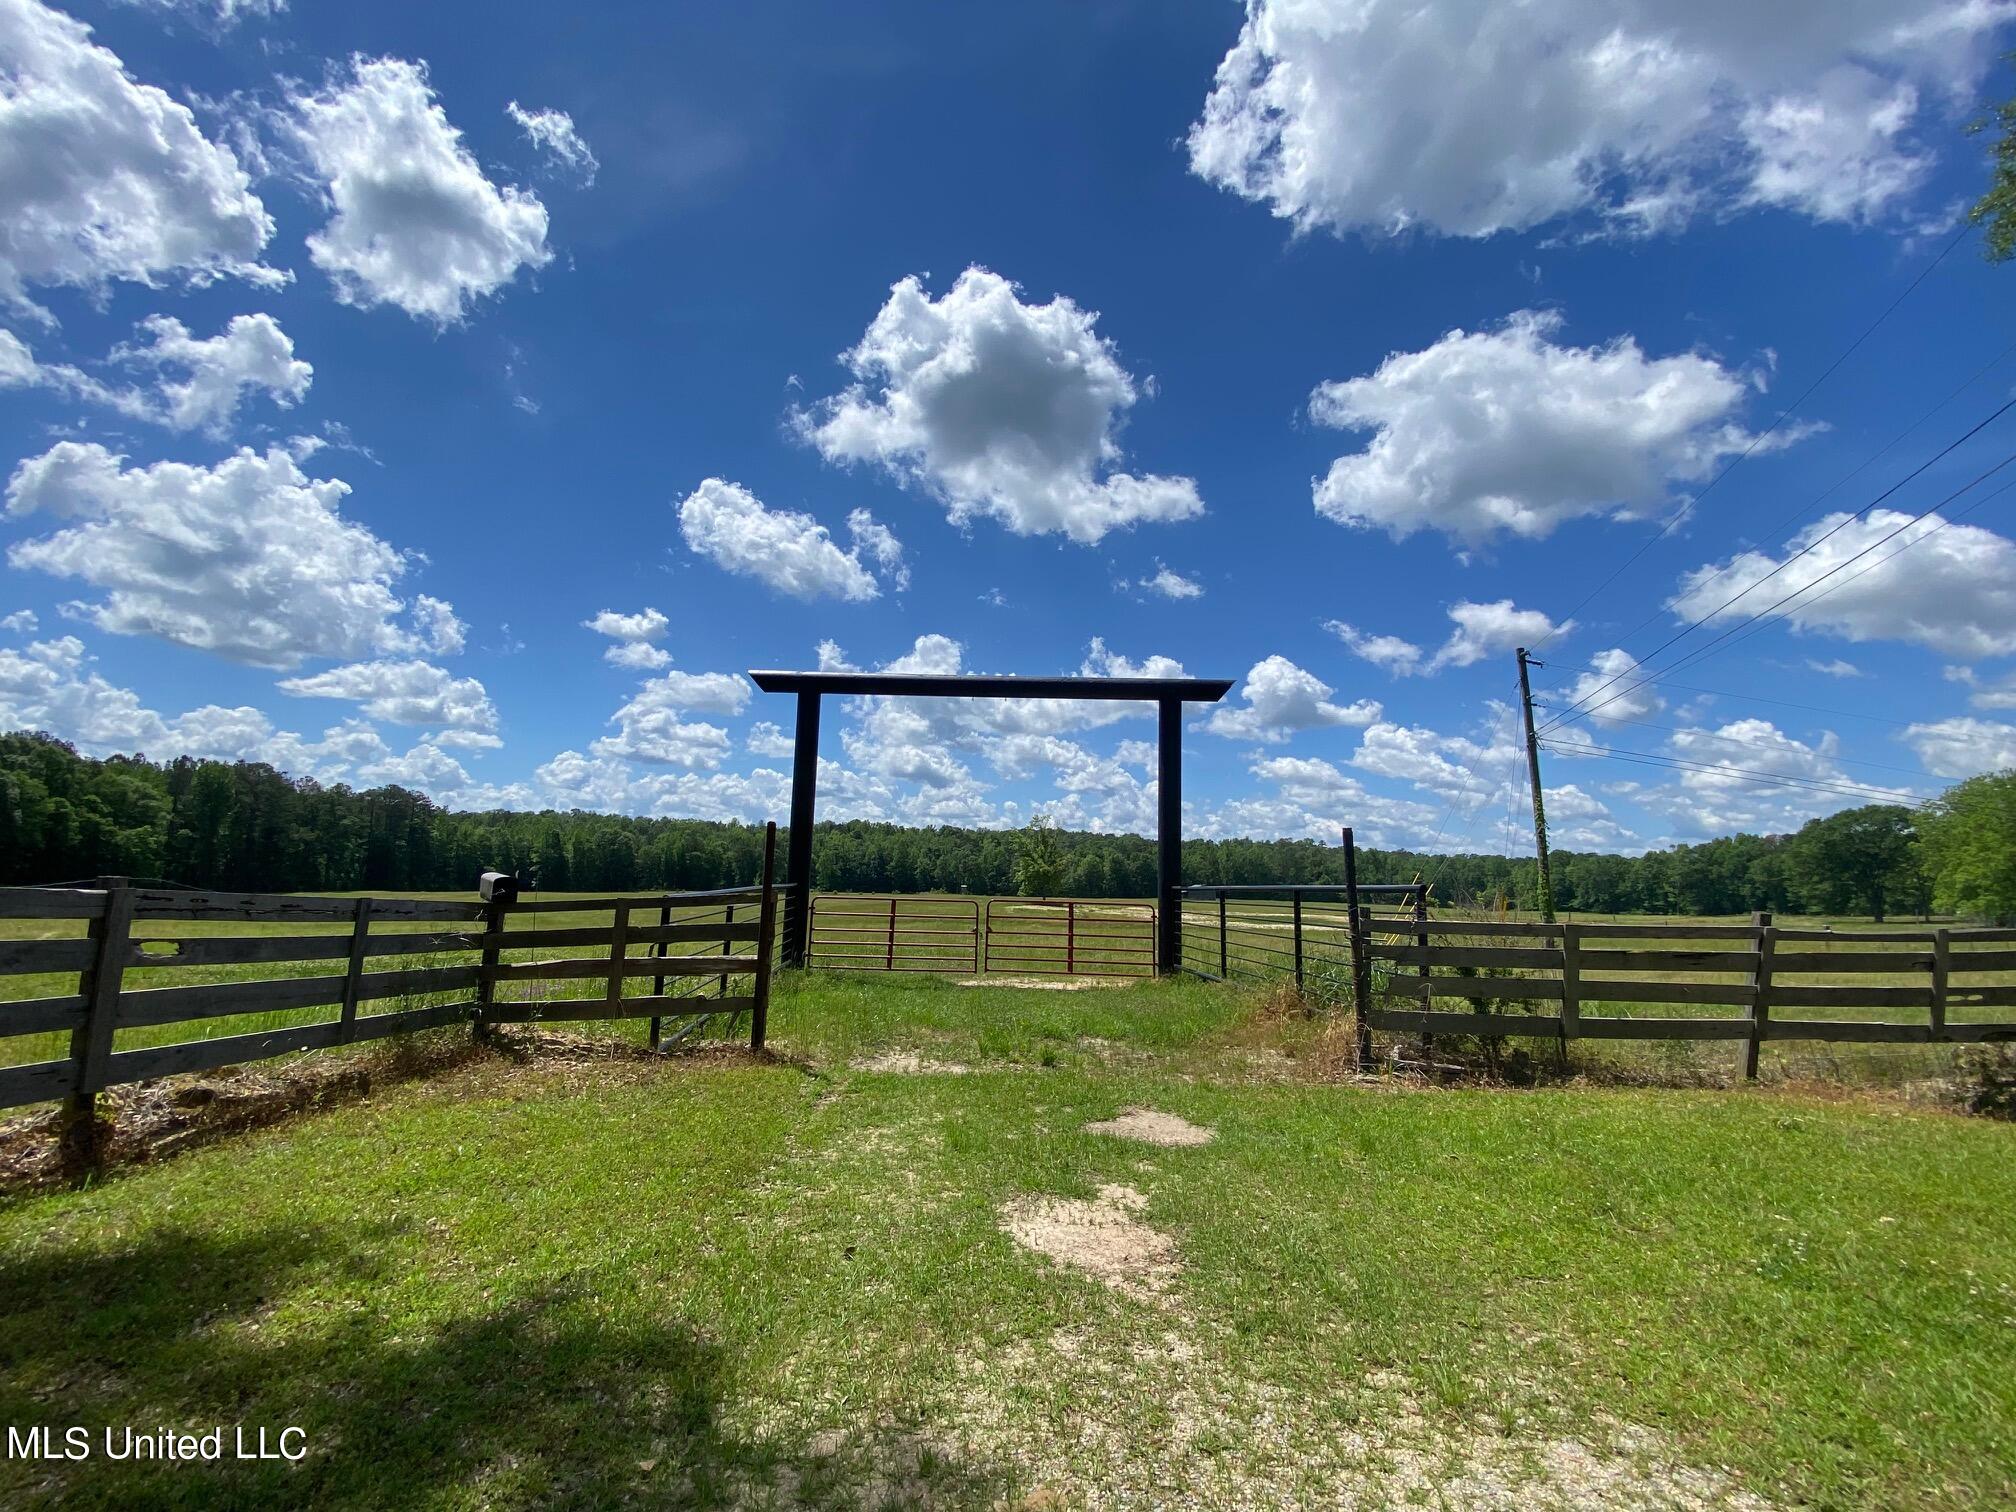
(478, 871), (519, 905)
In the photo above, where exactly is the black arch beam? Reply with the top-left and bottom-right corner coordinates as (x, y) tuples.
(747, 670), (1235, 973)
(749, 671), (1235, 702)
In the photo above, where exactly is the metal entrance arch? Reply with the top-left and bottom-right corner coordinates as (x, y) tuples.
(746, 670), (1235, 973)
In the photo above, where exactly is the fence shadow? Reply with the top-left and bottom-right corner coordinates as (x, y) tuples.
(0, 1222), (1012, 1508)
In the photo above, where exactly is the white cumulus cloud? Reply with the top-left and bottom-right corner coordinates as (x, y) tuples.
(1139, 563), (1202, 600)
(0, 0), (279, 318)
(1310, 310), (1791, 545)
(1901, 717), (2016, 779)
(1669, 510), (2016, 660)
(276, 659), (499, 738)
(0, 313), (311, 434)
(677, 478), (899, 601)
(289, 56), (552, 324)
(1186, 0), (1999, 241)
(1326, 600), (1571, 676)
(506, 101), (597, 185)
(5, 441), (458, 668)
(797, 267), (1203, 543)
(1204, 656), (1382, 742)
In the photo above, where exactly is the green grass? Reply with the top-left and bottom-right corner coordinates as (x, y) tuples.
(2, 971), (2013, 1508)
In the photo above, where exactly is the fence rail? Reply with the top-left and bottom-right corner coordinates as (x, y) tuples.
(1352, 910), (2016, 1067)
(1178, 831), (2016, 1075)
(0, 825), (780, 1123)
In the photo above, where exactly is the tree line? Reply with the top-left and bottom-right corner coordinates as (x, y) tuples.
(2, 731), (2011, 920)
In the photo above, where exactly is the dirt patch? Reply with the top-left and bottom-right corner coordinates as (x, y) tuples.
(945, 1330), (1776, 1510)
(854, 1050), (973, 1075)
(956, 976), (1126, 991)
(1083, 1107), (1215, 1148)
(998, 1183), (1180, 1303)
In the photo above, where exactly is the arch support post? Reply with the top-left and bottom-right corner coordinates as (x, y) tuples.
(782, 689), (821, 968)
(1157, 696), (1182, 975)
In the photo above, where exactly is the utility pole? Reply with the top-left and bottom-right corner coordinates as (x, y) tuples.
(1515, 647), (1557, 925)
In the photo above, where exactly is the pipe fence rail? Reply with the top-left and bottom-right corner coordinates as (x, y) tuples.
(0, 826), (781, 1134)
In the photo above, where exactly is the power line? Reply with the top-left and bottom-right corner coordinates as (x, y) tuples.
(1540, 739), (1925, 806)
(1576, 332), (2016, 661)
(1533, 708), (1934, 779)
(1528, 666), (1936, 730)
(1526, 221), (1975, 657)
(1540, 397), (2016, 732)
(1543, 443), (2016, 733)
(1696, 473), (2016, 669)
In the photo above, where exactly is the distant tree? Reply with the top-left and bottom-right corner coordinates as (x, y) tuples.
(1786, 805), (1923, 922)
(1970, 60), (2016, 261)
(1919, 771), (2016, 923)
(1012, 814), (1067, 897)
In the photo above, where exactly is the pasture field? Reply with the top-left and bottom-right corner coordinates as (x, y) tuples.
(1, 971), (2013, 1508)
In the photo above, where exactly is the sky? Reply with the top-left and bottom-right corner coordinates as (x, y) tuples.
(3, 0), (2016, 858)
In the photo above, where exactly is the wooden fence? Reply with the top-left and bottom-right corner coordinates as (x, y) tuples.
(0, 825), (779, 1121)
(1352, 909), (2016, 1074)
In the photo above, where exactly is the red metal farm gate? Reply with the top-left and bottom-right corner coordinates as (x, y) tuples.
(804, 896), (1156, 978)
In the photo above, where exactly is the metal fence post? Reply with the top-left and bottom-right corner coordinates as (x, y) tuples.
(1342, 829), (1373, 1070)
(1218, 892), (1228, 979)
(751, 822), (779, 1051)
(1292, 890), (1304, 994)
(1412, 884), (1432, 1056)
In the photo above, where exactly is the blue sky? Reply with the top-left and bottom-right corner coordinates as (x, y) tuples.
(3, 0), (2015, 855)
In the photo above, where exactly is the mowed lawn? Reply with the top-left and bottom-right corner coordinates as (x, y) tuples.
(3, 972), (2014, 1509)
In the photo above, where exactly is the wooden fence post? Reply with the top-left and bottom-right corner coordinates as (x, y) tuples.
(649, 901), (672, 1052)
(606, 901), (632, 1016)
(1217, 893), (1228, 979)
(61, 883), (133, 1166)
(474, 894), (506, 1041)
(887, 895), (897, 971)
(1342, 828), (1373, 1070)
(338, 897), (372, 1043)
(750, 822), (779, 1051)
(1744, 910), (1775, 1080)
(1558, 919), (1581, 1045)
(1931, 927), (1950, 1041)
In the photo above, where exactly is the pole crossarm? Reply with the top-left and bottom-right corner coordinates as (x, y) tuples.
(749, 669), (1236, 974)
